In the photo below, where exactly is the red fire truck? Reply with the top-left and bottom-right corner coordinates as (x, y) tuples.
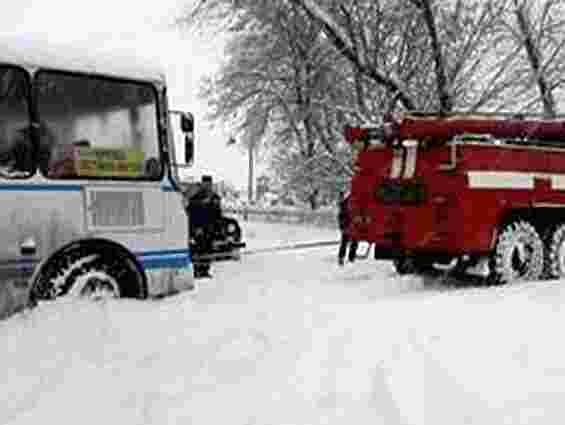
(345, 112), (565, 284)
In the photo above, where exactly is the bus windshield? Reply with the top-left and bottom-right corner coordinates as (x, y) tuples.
(35, 71), (161, 180)
(0, 67), (32, 178)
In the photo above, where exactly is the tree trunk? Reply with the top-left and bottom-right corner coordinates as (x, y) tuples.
(291, 0), (416, 110)
(308, 189), (319, 210)
(414, 0), (453, 113)
(513, 0), (556, 117)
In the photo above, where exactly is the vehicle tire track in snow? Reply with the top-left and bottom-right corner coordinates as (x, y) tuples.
(204, 244), (463, 425)
(370, 362), (409, 425)
(10, 220), (565, 424)
(383, 329), (503, 425)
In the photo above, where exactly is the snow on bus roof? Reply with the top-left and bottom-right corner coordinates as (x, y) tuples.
(0, 35), (166, 84)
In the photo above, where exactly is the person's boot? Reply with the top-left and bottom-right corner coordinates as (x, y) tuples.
(338, 257), (344, 266)
(194, 265), (208, 279)
(348, 243), (358, 263)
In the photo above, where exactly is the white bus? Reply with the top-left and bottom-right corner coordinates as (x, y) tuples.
(0, 37), (195, 318)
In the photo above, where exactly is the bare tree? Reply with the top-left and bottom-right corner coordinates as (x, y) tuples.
(488, 0), (565, 116)
(180, 0), (565, 208)
(409, 0), (453, 112)
(189, 1), (358, 208)
(289, 0), (418, 110)
(291, 0), (513, 113)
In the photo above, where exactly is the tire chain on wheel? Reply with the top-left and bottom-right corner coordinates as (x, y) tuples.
(546, 224), (565, 278)
(489, 220), (545, 285)
(32, 247), (139, 301)
(58, 258), (98, 296)
(34, 252), (95, 299)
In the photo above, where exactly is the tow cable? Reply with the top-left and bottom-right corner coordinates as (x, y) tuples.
(191, 240), (340, 264)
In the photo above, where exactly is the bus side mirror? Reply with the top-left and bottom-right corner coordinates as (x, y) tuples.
(181, 112), (194, 133)
(180, 112), (194, 164)
(185, 134), (194, 164)
(169, 109), (195, 166)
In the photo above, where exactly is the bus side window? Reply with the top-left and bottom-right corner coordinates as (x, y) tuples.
(0, 68), (33, 178)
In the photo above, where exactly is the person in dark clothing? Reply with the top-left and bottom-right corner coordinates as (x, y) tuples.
(187, 175), (222, 278)
(337, 192), (358, 266)
(0, 123), (45, 176)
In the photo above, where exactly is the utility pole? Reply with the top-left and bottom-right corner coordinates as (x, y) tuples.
(227, 136), (255, 206)
(248, 143), (254, 205)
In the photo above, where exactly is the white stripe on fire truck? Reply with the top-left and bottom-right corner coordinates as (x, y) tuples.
(403, 141), (418, 179)
(467, 171), (565, 190)
(550, 175), (565, 190)
(467, 171), (534, 189)
(390, 147), (403, 178)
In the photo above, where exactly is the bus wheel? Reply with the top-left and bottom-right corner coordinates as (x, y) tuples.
(68, 266), (121, 299)
(489, 220), (544, 285)
(30, 241), (145, 302)
(546, 223), (565, 278)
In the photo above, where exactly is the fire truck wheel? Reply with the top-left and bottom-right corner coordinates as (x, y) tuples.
(393, 257), (415, 275)
(546, 224), (565, 278)
(489, 220), (545, 284)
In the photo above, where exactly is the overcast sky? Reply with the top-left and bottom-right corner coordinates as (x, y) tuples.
(1, 0), (251, 189)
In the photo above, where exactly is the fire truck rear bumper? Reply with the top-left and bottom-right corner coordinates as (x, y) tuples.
(361, 226), (466, 260)
(372, 245), (463, 264)
(351, 200), (470, 258)
(372, 245), (403, 259)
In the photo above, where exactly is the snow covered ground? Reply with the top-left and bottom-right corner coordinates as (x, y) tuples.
(2, 220), (565, 424)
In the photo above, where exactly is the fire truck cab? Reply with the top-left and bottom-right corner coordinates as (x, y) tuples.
(345, 112), (565, 284)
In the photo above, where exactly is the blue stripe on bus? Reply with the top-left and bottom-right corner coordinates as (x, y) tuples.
(0, 184), (83, 192)
(0, 257), (37, 264)
(0, 249), (191, 272)
(136, 249), (192, 270)
(0, 184), (178, 193)
(136, 249), (190, 257)
(140, 257), (191, 270)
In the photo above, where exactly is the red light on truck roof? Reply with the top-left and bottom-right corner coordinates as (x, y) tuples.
(344, 124), (397, 144)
